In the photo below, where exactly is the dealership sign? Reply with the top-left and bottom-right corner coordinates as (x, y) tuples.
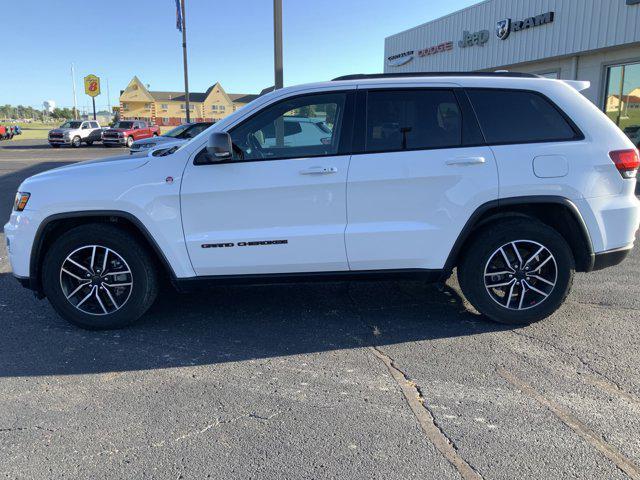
(496, 11), (555, 40)
(418, 41), (454, 57)
(387, 50), (415, 67)
(387, 40), (453, 67)
(458, 30), (490, 48)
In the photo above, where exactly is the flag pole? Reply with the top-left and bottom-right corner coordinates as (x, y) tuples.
(180, 0), (191, 123)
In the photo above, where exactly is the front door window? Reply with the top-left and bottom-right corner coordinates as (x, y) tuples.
(229, 93), (346, 161)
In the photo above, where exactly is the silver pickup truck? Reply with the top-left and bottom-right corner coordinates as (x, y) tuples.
(48, 120), (103, 148)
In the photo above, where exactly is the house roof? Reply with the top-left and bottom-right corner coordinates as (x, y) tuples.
(121, 77), (268, 105)
(149, 85), (256, 104)
(610, 94), (640, 104)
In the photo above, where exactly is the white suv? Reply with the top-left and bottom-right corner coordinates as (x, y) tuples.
(5, 73), (640, 329)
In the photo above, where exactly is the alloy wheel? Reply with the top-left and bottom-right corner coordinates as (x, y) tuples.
(59, 245), (133, 315)
(483, 240), (558, 311)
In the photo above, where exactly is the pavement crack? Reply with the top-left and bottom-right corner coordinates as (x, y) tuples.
(0, 426), (54, 433)
(509, 330), (640, 404)
(370, 346), (484, 480)
(497, 367), (640, 480)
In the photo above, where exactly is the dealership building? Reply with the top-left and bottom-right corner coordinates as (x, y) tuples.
(384, 0), (640, 131)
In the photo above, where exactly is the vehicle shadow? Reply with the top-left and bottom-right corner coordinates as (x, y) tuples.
(0, 272), (510, 378)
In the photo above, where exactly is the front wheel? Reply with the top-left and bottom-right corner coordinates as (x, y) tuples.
(126, 136), (134, 148)
(71, 136), (81, 148)
(42, 224), (158, 330)
(458, 219), (574, 325)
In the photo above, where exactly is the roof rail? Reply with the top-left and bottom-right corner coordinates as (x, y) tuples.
(332, 72), (541, 81)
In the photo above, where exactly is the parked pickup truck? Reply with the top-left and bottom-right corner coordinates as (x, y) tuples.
(102, 120), (160, 148)
(48, 120), (102, 148)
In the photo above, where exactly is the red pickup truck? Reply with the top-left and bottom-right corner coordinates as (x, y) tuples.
(102, 120), (160, 148)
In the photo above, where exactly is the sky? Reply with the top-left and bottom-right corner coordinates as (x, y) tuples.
(1, 0), (478, 112)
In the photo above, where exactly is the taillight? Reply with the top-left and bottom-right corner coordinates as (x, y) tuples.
(609, 149), (640, 179)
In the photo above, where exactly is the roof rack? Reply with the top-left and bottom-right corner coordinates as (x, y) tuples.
(332, 72), (541, 81)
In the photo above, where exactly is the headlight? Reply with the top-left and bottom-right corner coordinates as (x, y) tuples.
(14, 192), (30, 211)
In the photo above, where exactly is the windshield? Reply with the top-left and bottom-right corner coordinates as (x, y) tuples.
(624, 126), (640, 134)
(60, 121), (82, 129)
(163, 125), (190, 138)
(112, 121), (134, 129)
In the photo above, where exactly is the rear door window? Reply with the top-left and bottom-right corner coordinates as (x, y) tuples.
(467, 89), (580, 144)
(364, 90), (462, 153)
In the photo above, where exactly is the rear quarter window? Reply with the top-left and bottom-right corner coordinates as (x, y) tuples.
(467, 89), (580, 144)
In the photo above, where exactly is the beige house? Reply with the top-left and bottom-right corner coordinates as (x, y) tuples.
(119, 76), (260, 126)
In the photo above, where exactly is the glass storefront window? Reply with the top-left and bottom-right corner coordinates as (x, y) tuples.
(604, 62), (640, 136)
(537, 71), (560, 79)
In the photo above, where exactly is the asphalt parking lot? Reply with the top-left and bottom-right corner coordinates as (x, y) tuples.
(1, 139), (639, 479)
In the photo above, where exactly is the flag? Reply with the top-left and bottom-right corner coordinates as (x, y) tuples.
(175, 0), (183, 32)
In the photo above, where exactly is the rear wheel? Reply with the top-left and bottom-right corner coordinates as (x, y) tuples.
(42, 224), (158, 330)
(458, 219), (574, 325)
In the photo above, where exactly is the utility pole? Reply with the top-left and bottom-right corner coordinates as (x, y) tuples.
(71, 63), (78, 120)
(273, 0), (283, 90)
(106, 78), (112, 113)
(180, 0), (191, 122)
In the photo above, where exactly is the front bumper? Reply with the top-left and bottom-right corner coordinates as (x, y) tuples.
(48, 137), (71, 145)
(4, 209), (41, 280)
(103, 137), (126, 146)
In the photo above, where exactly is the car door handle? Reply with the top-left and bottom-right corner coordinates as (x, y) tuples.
(300, 166), (338, 175)
(446, 156), (486, 166)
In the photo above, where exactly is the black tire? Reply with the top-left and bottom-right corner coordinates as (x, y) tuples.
(71, 136), (81, 148)
(126, 136), (134, 148)
(50, 143), (60, 148)
(458, 219), (574, 325)
(42, 224), (158, 330)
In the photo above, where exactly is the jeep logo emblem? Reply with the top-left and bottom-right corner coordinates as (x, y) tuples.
(459, 30), (490, 48)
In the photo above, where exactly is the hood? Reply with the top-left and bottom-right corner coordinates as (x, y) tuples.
(49, 128), (75, 134)
(133, 136), (186, 147)
(25, 153), (149, 183)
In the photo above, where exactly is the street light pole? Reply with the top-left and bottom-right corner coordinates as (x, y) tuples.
(181, 0), (191, 123)
(71, 63), (78, 120)
(273, 0), (283, 90)
(273, 0), (284, 146)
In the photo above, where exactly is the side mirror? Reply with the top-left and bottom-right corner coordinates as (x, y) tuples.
(206, 132), (233, 162)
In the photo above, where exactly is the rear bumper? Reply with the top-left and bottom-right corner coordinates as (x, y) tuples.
(591, 245), (633, 271)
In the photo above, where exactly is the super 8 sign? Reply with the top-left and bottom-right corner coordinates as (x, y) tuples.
(84, 74), (101, 97)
